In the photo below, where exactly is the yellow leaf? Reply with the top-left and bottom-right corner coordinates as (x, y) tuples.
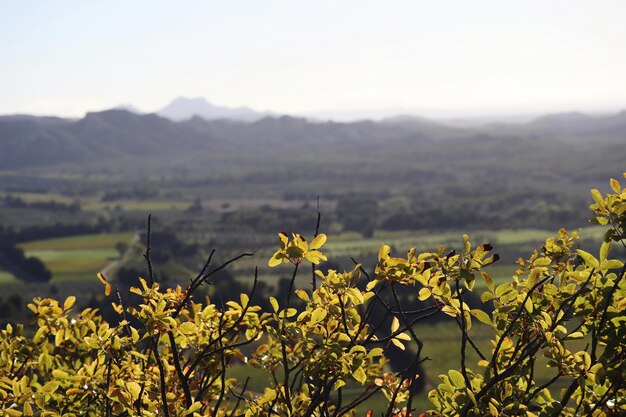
(278, 232), (289, 248)
(610, 178), (621, 193)
(179, 322), (198, 335)
(105, 283), (112, 296)
(55, 329), (64, 347)
(590, 188), (604, 204)
(352, 367), (367, 383)
(395, 332), (411, 341)
(577, 249), (599, 269)
(599, 241), (611, 262)
(310, 233), (327, 250)
(418, 287), (431, 301)
(97, 272), (107, 284)
(240, 293), (250, 308)
(378, 244), (390, 261)
(391, 338), (406, 350)
(311, 307), (327, 324)
(391, 317), (400, 333)
(111, 302), (123, 315)
(305, 250), (327, 264)
(187, 402), (203, 414)
(63, 296), (76, 311)
(524, 297), (533, 313)
(268, 252), (283, 267)
(269, 296), (279, 313)
(470, 309), (491, 325)
(366, 279), (380, 291)
(489, 402), (499, 416)
(126, 381), (141, 400)
(333, 379), (346, 390)
(295, 289), (309, 302)
(449, 369), (465, 388)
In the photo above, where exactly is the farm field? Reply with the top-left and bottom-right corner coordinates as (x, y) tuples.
(0, 270), (18, 284)
(82, 200), (192, 212)
(18, 232), (135, 282)
(0, 191), (77, 204)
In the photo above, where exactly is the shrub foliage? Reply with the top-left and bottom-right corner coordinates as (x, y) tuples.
(1, 174), (625, 416)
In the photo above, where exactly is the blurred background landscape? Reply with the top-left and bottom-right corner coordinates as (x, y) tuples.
(1, 1), (625, 408)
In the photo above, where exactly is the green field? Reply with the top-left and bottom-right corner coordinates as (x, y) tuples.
(0, 191), (76, 204)
(20, 232), (134, 251)
(0, 190), (192, 213)
(83, 200), (192, 212)
(0, 270), (18, 284)
(19, 232), (135, 282)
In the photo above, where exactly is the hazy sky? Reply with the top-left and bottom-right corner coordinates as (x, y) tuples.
(2, 1), (626, 118)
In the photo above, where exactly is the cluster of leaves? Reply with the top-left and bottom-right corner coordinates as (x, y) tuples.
(427, 174), (626, 416)
(1, 175), (625, 416)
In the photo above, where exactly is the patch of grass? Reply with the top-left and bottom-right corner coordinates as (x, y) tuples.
(25, 250), (116, 282)
(227, 365), (273, 394)
(19, 232), (134, 251)
(83, 201), (191, 211)
(25, 249), (118, 262)
(0, 271), (18, 284)
(0, 191), (76, 204)
(18, 232), (135, 282)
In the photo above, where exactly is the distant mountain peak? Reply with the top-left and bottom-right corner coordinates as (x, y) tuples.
(157, 96), (272, 122)
(112, 103), (143, 114)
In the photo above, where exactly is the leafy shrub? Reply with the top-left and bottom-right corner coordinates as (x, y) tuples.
(1, 174), (625, 416)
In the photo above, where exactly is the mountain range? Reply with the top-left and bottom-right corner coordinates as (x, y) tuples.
(1, 107), (625, 174)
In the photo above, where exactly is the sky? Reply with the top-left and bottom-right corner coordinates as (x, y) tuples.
(2, 1), (626, 119)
